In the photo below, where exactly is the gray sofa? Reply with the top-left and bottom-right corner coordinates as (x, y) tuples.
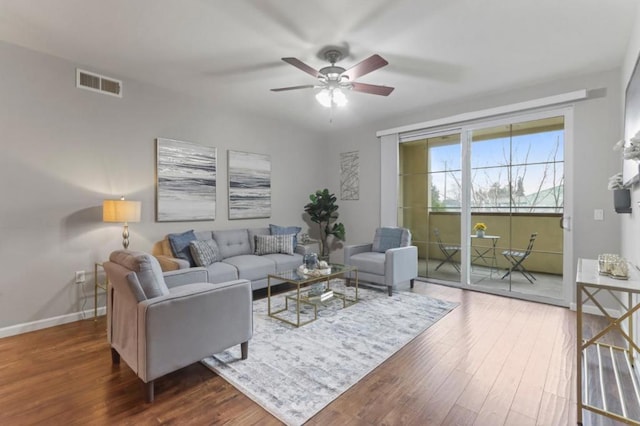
(152, 227), (318, 290)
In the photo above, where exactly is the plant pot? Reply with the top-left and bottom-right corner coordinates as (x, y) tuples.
(614, 188), (632, 213)
(476, 230), (485, 238)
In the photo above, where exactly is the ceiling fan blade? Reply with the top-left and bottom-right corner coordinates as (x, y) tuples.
(350, 82), (394, 96)
(281, 57), (321, 78)
(270, 84), (316, 92)
(342, 54), (389, 81)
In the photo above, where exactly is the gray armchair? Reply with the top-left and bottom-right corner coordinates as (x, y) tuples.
(103, 250), (253, 402)
(344, 227), (418, 296)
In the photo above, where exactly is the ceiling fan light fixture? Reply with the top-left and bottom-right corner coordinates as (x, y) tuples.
(315, 89), (332, 107)
(332, 89), (348, 107)
(315, 88), (348, 108)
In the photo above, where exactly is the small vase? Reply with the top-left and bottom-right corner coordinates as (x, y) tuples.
(476, 230), (485, 238)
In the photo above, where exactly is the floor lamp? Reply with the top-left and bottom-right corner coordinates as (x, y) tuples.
(103, 197), (141, 249)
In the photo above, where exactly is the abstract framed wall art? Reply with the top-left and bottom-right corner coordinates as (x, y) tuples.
(340, 151), (360, 200)
(156, 138), (217, 222)
(228, 150), (271, 219)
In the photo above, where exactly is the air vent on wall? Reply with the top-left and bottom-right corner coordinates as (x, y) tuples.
(76, 69), (122, 97)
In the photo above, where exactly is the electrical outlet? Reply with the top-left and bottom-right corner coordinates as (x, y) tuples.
(594, 209), (604, 221)
(75, 270), (86, 284)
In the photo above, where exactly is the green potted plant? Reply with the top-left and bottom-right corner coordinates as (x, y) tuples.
(303, 189), (346, 260)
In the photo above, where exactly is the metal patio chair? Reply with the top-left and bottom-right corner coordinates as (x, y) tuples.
(501, 232), (538, 284)
(434, 228), (460, 273)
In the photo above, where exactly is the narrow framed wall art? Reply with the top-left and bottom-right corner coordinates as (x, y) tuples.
(228, 150), (271, 219)
(340, 151), (360, 200)
(156, 138), (217, 222)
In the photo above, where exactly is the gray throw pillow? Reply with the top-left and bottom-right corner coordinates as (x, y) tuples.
(189, 239), (222, 267)
(255, 234), (295, 255)
(372, 227), (406, 253)
(270, 224), (302, 248)
(168, 229), (197, 266)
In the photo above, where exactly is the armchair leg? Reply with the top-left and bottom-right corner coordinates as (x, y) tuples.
(410, 279), (415, 289)
(388, 286), (393, 296)
(111, 348), (120, 365)
(241, 341), (249, 360)
(144, 380), (154, 403)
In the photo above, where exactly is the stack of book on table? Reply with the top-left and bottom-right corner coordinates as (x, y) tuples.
(308, 290), (333, 302)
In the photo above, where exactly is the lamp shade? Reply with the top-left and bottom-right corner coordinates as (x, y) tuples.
(103, 199), (141, 223)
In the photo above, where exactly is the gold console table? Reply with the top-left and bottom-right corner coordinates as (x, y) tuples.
(576, 258), (640, 425)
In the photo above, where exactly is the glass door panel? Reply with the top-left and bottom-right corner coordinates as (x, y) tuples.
(468, 116), (564, 302)
(399, 133), (461, 283)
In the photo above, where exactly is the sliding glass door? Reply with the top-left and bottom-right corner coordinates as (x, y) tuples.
(398, 110), (567, 304)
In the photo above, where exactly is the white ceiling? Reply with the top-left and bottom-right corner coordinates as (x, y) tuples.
(0, 0), (637, 132)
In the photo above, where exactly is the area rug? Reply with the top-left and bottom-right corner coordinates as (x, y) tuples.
(202, 281), (458, 426)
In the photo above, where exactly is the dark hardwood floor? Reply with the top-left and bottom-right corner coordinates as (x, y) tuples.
(0, 282), (619, 425)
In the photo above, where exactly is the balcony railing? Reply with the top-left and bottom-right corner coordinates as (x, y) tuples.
(402, 211), (563, 275)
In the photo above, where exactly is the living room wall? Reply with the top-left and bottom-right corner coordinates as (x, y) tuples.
(0, 41), (328, 332)
(326, 68), (624, 301)
(621, 4), (640, 274)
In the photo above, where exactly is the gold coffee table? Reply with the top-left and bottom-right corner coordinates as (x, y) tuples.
(267, 264), (358, 327)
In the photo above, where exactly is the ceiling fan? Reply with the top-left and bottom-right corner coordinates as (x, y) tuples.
(270, 48), (394, 108)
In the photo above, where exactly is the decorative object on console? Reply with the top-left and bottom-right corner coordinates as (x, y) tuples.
(303, 189), (345, 260)
(156, 138), (217, 222)
(340, 151), (359, 200)
(597, 253), (629, 279)
(102, 196), (141, 249)
(228, 150), (271, 219)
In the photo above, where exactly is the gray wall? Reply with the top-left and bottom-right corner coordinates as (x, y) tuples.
(0, 42), (327, 329)
(326, 68), (624, 297)
(622, 5), (640, 267)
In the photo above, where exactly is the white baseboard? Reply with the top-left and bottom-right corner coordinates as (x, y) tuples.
(569, 302), (622, 318)
(0, 307), (106, 339)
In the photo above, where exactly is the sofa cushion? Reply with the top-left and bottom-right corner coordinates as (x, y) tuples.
(109, 250), (170, 299)
(213, 229), (252, 259)
(189, 239), (222, 267)
(349, 252), (386, 276)
(372, 227), (410, 253)
(168, 229), (197, 266)
(194, 230), (214, 241)
(270, 224), (302, 248)
(255, 234), (294, 255)
(223, 255), (276, 281)
(205, 261), (239, 284)
(263, 253), (303, 273)
(248, 227), (271, 254)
